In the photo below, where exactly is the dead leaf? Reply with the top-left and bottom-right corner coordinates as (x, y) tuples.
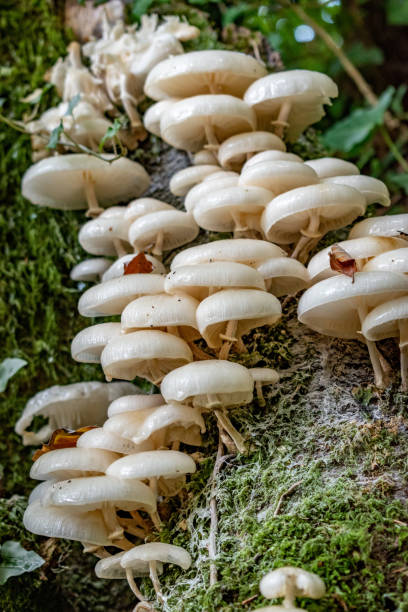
(32, 426), (97, 461)
(329, 244), (357, 282)
(123, 253), (153, 275)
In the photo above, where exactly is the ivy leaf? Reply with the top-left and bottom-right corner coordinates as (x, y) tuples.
(47, 120), (64, 150)
(386, 0), (408, 25)
(0, 541), (44, 584)
(322, 87), (395, 153)
(64, 93), (81, 117)
(0, 358), (27, 392)
(99, 117), (124, 151)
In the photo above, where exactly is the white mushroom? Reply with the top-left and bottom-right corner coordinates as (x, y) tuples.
(22, 154), (149, 216)
(239, 159), (318, 196)
(259, 566), (325, 610)
(363, 247), (408, 274)
(128, 210), (199, 257)
(102, 254), (165, 282)
(217, 131), (286, 171)
(15, 381), (137, 445)
(323, 175), (390, 207)
(349, 214), (408, 239)
(117, 197), (175, 242)
(192, 149), (219, 165)
(304, 157), (359, 178)
(30, 447), (120, 481)
(143, 99), (179, 137)
(71, 322), (122, 363)
(144, 50), (267, 99)
(108, 394), (164, 417)
(249, 367), (279, 406)
(79, 214), (127, 257)
(101, 330), (193, 384)
(184, 173), (239, 213)
(244, 69), (338, 140)
(241, 150), (302, 170)
(71, 258), (112, 282)
(77, 427), (152, 455)
(257, 257), (310, 296)
(169, 165), (221, 196)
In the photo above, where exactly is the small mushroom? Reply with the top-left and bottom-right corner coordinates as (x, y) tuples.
(323, 175), (390, 207)
(184, 173), (239, 213)
(261, 184), (366, 262)
(100, 329), (193, 383)
(160, 95), (257, 152)
(169, 165), (221, 196)
(258, 566), (325, 610)
(349, 214), (408, 239)
(217, 131), (286, 171)
(242, 150), (303, 170)
(144, 50), (267, 99)
(108, 394), (164, 418)
(30, 447), (120, 481)
(15, 381), (137, 446)
(239, 159), (318, 196)
(298, 270), (408, 386)
(79, 213), (127, 257)
(196, 289), (281, 359)
(71, 258), (112, 282)
(144, 99), (179, 137)
(304, 157), (359, 178)
(164, 262), (265, 301)
(22, 154), (149, 216)
(362, 295), (408, 390)
(128, 210), (199, 257)
(249, 367), (279, 406)
(308, 237), (407, 283)
(192, 149), (219, 165)
(257, 257), (310, 297)
(120, 542), (192, 605)
(102, 254), (165, 282)
(160, 360), (255, 453)
(117, 197), (175, 242)
(71, 322), (122, 363)
(363, 247), (408, 275)
(77, 427), (152, 455)
(170, 239), (286, 270)
(78, 273), (165, 317)
(244, 69), (338, 140)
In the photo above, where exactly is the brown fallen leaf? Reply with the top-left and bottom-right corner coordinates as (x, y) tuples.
(124, 252), (153, 275)
(32, 426), (97, 461)
(329, 244), (357, 282)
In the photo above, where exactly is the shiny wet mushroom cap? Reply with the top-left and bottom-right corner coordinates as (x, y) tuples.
(259, 566), (326, 608)
(349, 213), (408, 239)
(70, 258), (111, 282)
(71, 322), (122, 363)
(304, 157), (359, 178)
(217, 131), (286, 171)
(128, 210), (199, 256)
(169, 165), (220, 196)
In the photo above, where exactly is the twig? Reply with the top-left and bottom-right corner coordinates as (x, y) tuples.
(241, 594), (258, 605)
(208, 430), (232, 586)
(273, 481), (302, 517)
(379, 126), (408, 173)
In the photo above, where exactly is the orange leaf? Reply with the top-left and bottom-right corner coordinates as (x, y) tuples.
(329, 244), (357, 282)
(32, 426), (97, 461)
(123, 253), (153, 275)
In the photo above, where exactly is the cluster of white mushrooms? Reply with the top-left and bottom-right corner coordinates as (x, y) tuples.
(15, 21), (405, 611)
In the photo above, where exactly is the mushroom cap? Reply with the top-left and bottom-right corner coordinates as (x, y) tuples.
(363, 247), (408, 274)
(117, 198), (175, 241)
(121, 542), (192, 571)
(308, 237), (407, 283)
(361, 295), (408, 342)
(244, 69), (338, 141)
(160, 95), (257, 152)
(304, 157), (359, 178)
(260, 566), (326, 600)
(184, 174), (239, 212)
(170, 239), (286, 270)
(218, 131), (286, 171)
(249, 367), (280, 385)
(193, 185), (272, 232)
(169, 165), (221, 196)
(78, 274), (165, 317)
(77, 427), (150, 454)
(79, 217), (124, 257)
(192, 149), (219, 166)
(121, 293), (199, 337)
(71, 322), (122, 363)
(128, 210), (199, 252)
(95, 551), (163, 579)
(261, 184), (366, 245)
(323, 175), (390, 206)
(160, 360), (254, 408)
(203, 170), (239, 182)
(70, 258), (111, 282)
(101, 330), (193, 383)
(242, 150), (302, 170)
(144, 99), (179, 136)
(164, 262), (265, 300)
(22, 154), (150, 210)
(144, 50), (267, 100)
(30, 447), (120, 481)
(298, 270), (408, 339)
(196, 289), (282, 348)
(106, 450), (196, 479)
(108, 394), (164, 417)
(15, 381), (137, 446)
(24, 501), (111, 546)
(239, 160), (318, 195)
(28, 480), (57, 505)
(43, 475), (157, 514)
(102, 254), (165, 282)
(257, 257), (310, 296)
(349, 214), (408, 239)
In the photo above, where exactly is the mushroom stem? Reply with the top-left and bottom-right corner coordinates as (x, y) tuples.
(358, 304), (387, 388)
(92, 547), (111, 559)
(214, 409), (246, 454)
(152, 230), (163, 257)
(171, 440), (180, 451)
(399, 319), (408, 390)
(272, 100), (292, 139)
(102, 506), (124, 541)
(291, 212), (320, 261)
(204, 122), (219, 148)
(149, 561), (165, 607)
(68, 41), (82, 69)
(113, 238), (127, 258)
(282, 574), (297, 608)
(219, 319), (238, 360)
(126, 568), (148, 602)
(120, 75), (143, 129)
(147, 361), (164, 385)
(255, 380), (266, 406)
(83, 170), (104, 218)
(188, 341), (214, 360)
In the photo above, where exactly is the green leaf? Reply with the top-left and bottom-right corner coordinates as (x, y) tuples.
(47, 120), (64, 149)
(388, 173), (408, 194)
(131, 0), (154, 20)
(222, 4), (251, 26)
(322, 87), (395, 153)
(0, 358), (27, 392)
(0, 541), (44, 584)
(347, 42), (384, 67)
(386, 0), (408, 25)
(64, 93), (81, 117)
(99, 117), (124, 151)
(391, 84), (407, 116)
